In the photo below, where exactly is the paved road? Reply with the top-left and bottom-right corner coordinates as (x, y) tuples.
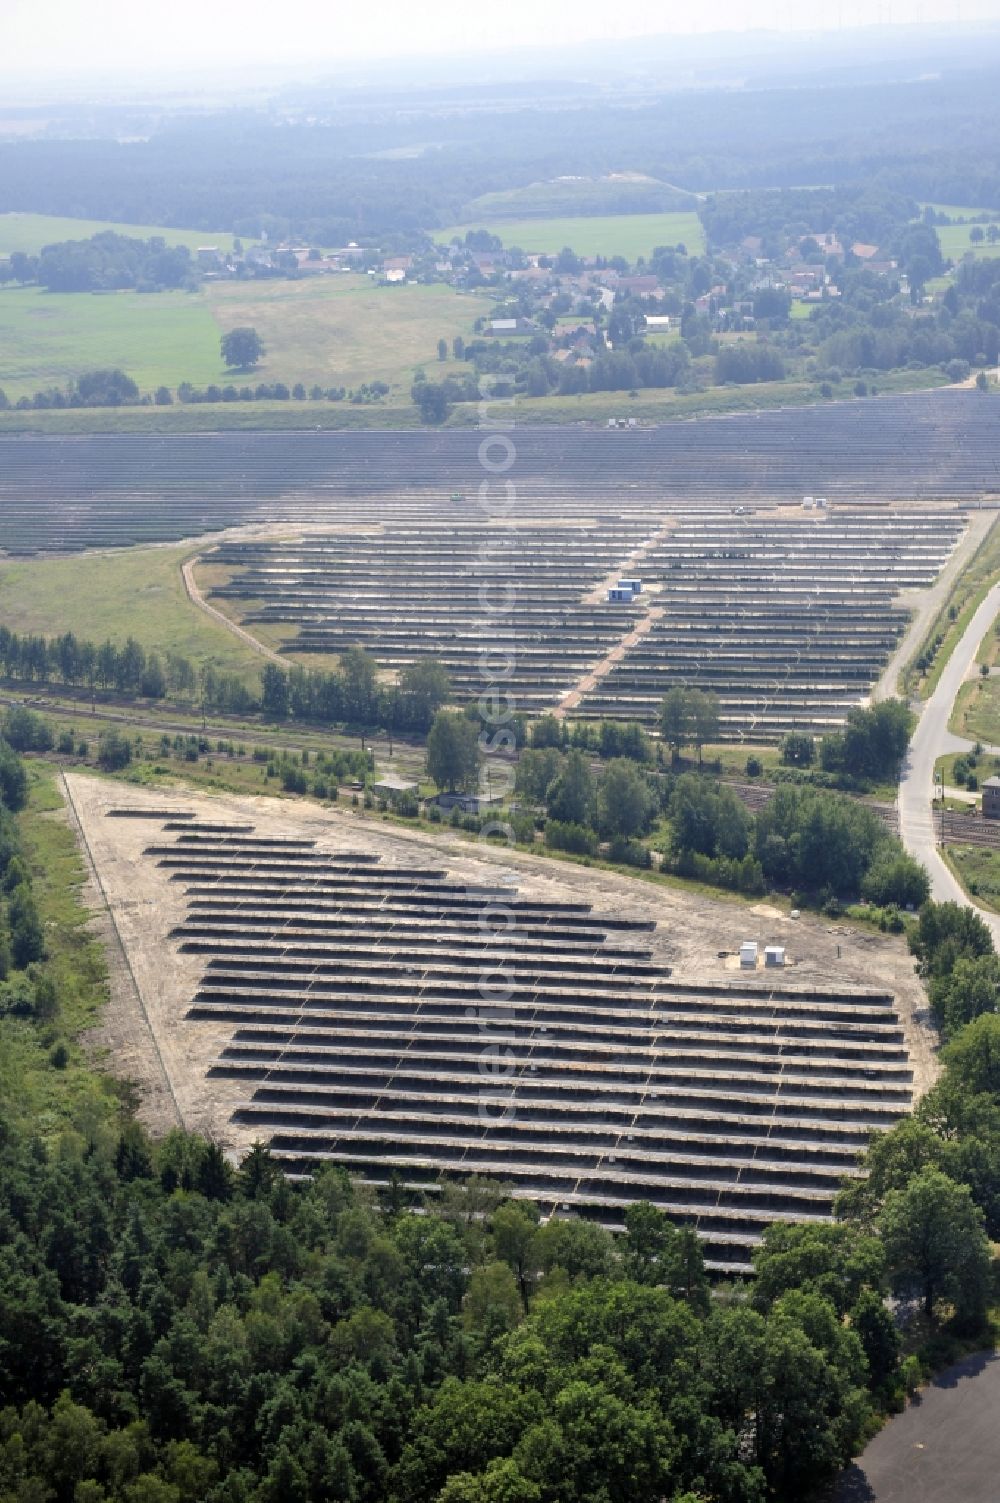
(829, 1352), (1000, 1502)
(897, 580), (1000, 945)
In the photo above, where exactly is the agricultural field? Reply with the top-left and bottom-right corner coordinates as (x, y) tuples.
(0, 285), (223, 397)
(435, 210), (706, 259)
(0, 545), (261, 679)
(0, 275), (491, 400)
(203, 277), (492, 392)
(458, 173), (699, 220)
(936, 223), (1000, 260)
(0, 211), (238, 256)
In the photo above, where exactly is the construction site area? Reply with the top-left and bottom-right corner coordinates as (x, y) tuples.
(66, 772), (934, 1274)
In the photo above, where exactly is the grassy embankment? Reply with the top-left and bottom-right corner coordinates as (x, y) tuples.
(955, 678), (1000, 745)
(950, 597), (1000, 744)
(0, 364), (954, 435)
(942, 845), (1000, 914)
(903, 513), (1000, 701)
(0, 761), (123, 1137)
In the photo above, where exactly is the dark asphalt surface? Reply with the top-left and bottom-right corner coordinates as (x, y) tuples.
(829, 1352), (1000, 1502)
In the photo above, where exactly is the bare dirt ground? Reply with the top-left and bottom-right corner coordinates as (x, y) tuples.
(62, 772), (939, 1149)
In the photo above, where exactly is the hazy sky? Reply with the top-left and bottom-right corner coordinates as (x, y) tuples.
(7, 0), (1000, 77)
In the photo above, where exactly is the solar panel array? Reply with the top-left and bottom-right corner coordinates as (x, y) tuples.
(0, 388), (998, 552)
(577, 508), (966, 736)
(206, 506), (964, 737)
(137, 813), (914, 1272)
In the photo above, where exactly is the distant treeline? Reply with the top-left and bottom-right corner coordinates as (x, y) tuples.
(701, 184), (923, 257)
(1, 69), (1000, 238)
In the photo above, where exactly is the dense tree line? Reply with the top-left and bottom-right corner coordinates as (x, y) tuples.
(817, 701), (913, 784)
(0, 734), (45, 985)
(668, 775), (928, 907)
(0, 630), (451, 736)
(0, 370), (141, 412)
(714, 345), (786, 385)
(0, 232), (197, 294)
(174, 381), (383, 407)
(779, 704), (912, 788)
(515, 744), (657, 852)
(513, 699), (920, 905)
(0, 377), (384, 414)
(834, 901), (1000, 1326)
(0, 1117), (916, 1503)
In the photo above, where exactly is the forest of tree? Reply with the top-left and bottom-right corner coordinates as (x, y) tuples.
(1, 66), (1000, 242)
(0, 233), (197, 294)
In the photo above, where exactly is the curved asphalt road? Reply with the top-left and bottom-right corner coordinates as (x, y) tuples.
(897, 580), (1000, 946)
(829, 1352), (1000, 1502)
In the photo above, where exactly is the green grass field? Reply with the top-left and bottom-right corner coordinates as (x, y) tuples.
(0, 400), (418, 434)
(956, 678), (1000, 745)
(0, 211), (237, 256)
(0, 545), (263, 679)
(0, 275), (492, 400)
(205, 277), (493, 392)
(435, 211), (706, 260)
(461, 174), (695, 214)
(0, 286), (224, 397)
(907, 514), (1000, 700)
(943, 845), (1000, 913)
(935, 224), (1000, 260)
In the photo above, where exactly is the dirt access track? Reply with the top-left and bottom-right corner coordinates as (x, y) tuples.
(63, 772), (937, 1153)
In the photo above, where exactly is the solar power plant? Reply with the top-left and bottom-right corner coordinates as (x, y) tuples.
(204, 505), (966, 737)
(0, 388), (999, 552)
(577, 507), (967, 736)
(124, 809), (914, 1274)
(207, 519), (654, 717)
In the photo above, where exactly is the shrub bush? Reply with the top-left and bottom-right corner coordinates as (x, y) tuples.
(545, 820), (598, 855)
